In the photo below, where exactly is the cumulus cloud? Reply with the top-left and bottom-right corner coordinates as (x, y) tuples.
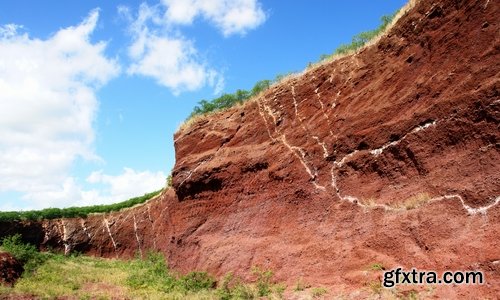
(0, 24), (23, 39)
(0, 1), (267, 210)
(122, 3), (224, 95)
(127, 31), (221, 94)
(0, 168), (166, 211)
(0, 10), (123, 209)
(122, 0), (266, 93)
(162, 0), (267, 36)
(85, 168), (166, 204)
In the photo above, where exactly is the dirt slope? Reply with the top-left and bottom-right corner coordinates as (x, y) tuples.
(1, 0), (499, 298)
(0, 253), (23, 287)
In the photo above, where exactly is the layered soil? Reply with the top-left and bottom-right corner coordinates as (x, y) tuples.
(0, 0), (498, 298)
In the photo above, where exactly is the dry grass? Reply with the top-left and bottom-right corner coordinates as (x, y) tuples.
(398, 192), (432, 210)
(308, 0), (419, 71)
(360, 198), (378, 207)
(369, 263), (385, 271)
(360, 192), (432, 211)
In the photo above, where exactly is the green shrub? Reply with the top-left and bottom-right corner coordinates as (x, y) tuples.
(252, 267), (273, 297)
(0, 190), (162, 222)
(216, 273), (235, 300)
(1, 234), (46, 273)
(127, 252), (222, 295)
(188, 78), (277, 120)
(370, 263), (385, 271)
(215, 272), (258, 300)
(179, 271), (215, 292)
(1, 234), (38, 264)
(311, 287), (328, 298)
(251, 79), (271, 95)
(274, 283), (286, 299)
(231, 283), (256, 299)
(321, 10), (399, 59)
(294, 278), (308, 291)
(126, 251), (176, 292)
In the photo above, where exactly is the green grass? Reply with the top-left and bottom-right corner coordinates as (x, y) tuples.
(0, 189), (163, 222)
(0, 251), (217, 299)
(0, 237), (289, 300)
(294, 277), (309, 292)
(187, 79), (273, 121)
(0, 254), (293, 300)
(252, 266), (273, 297)
(320, 10), (399, 60)
(369, 263), (386, 271)
(311, 287), (328, 298)
(1, 234), (47, 273)
(1, 247), (426, 299)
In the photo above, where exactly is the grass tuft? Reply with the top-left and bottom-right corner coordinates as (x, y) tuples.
(369, 263), (386, 271)
(294, 277), (309, 292)
(398, 193), (432, 210)
(311, 287), (328, 298)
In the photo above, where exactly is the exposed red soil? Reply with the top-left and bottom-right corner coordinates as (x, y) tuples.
(0, 0), (498, 298)
(0, 253), (23, 287)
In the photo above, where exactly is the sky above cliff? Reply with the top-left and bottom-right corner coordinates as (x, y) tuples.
(0, 0), (407, 211)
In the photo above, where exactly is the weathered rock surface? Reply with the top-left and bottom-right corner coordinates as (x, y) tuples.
(0, 0), (499, 297)
(0, 253), (23, 287)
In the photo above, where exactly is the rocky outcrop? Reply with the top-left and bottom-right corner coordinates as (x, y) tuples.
(0, 253), (23, 287)
(0, 0), (498, 297)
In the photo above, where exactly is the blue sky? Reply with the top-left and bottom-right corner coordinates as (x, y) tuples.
(0, 0), (407, 210)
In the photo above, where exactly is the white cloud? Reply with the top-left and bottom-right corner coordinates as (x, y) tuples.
(128, 34), (217, 94)
(0, 1), (267, 210)
(162, 0), (267, 36)
(123, 3), (223, 95)
(85, 168), (166, 204)
(0, 10), (121, 209)
(0, 24), (23, 39)
(122, 0), (266, 94)
(0, 168), (166, 211)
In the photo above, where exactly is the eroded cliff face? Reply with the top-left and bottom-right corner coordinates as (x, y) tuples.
(1, 0), (499, 297)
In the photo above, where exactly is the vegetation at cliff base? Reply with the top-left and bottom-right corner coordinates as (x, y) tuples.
(0, 190), (162, 222)
(0, 235), (425, 299)
(0, 236), (293, 299)
(1, 234), (46, 273)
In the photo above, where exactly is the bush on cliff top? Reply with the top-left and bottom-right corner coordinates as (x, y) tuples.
(0, 189), (162, 222)
(188, 79), (273, 120)
(185, 9), (400, 123)
(320, 11), (399, 60)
